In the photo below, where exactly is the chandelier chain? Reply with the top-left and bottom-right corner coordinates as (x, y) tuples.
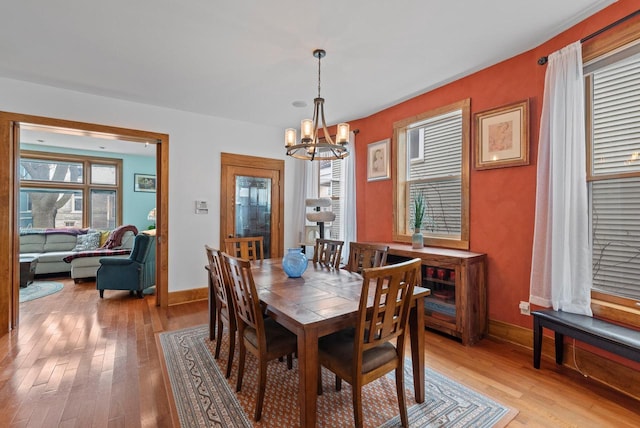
(317, 52), (321, 99)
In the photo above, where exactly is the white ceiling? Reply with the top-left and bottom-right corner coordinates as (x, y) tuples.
(3, 0), (615, 155)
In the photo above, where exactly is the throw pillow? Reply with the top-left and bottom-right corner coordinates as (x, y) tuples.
(74, 232), (101, 251)
(99, 230), (111, 247)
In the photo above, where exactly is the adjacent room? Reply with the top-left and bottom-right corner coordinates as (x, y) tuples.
(0, 1), (638, 427)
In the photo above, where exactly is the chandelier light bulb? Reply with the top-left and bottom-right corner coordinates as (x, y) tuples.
(336, 123), (350, 144)
(301, 119), (313, 141)
(285, 128), (296, 147)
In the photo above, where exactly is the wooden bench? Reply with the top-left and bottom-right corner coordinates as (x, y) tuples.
(532, 309), (640, 369)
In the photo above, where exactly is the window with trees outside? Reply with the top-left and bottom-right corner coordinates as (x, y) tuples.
(19, 151), (122, 230)
(319, 159), (342, 239)
(393, 99), (470, 249)
(585, 39), (640, 305)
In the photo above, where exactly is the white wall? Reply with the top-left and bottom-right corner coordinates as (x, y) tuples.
(1, 77), (303, 292)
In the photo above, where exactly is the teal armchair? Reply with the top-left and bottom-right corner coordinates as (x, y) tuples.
(97, 233), (156, 298)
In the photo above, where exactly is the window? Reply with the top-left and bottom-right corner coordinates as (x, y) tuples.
(19, 151), (122, 229)
(318, 159), (342, 239)
(586, 42), (640, 301)
(408, 128), (424, 162)
(71, 193), (83, 212)
(393, 99), (470, 249)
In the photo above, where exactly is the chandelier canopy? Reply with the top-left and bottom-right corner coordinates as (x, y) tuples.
(285, 49), (349, 161)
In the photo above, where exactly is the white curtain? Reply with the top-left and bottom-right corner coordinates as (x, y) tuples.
(290, 160), (308, 247)
(339, 131), (357, 251)
(529, 41), (592, 316)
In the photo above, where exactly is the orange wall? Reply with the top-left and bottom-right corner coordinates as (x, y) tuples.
(350, 1), (639, 329)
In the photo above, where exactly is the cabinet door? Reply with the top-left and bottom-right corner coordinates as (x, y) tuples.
(422, 263), (457, 328)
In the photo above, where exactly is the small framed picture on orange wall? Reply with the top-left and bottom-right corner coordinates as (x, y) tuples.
(367, 139), (390, 181)
(474, 99), (529, 170)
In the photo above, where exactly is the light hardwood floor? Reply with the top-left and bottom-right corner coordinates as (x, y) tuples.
(3, 276), (639, 427)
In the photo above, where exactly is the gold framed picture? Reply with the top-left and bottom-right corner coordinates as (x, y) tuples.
(474, 99), (529, 170)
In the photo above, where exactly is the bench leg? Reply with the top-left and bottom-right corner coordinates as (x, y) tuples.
(554, 332), (564, 365)
(533, 316), (542, 369)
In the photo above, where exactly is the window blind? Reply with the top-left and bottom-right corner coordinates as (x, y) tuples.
(408, 110), (462, 236)
(590, 52), (640, 299)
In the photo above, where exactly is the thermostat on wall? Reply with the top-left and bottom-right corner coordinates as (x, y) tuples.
(195, 200), (208, 214)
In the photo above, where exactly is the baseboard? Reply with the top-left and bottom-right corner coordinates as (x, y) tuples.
(168, 286), (207, 306)
(489, 319), (640, 401)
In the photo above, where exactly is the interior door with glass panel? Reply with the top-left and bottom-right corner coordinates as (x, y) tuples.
(235, 175), (273, 256)
(220, 154), (283, 259)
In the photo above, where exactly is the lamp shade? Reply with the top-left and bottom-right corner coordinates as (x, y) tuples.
(147, 208), (156, 221)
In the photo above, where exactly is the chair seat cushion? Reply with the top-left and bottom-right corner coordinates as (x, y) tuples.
(244, 318), (296, 355)
(319, 329), (397, 374)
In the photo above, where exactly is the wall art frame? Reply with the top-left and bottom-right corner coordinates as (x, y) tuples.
(474, 99), (529, 170)
(134, 173), (156, 192)
(367, 138), (391, 181)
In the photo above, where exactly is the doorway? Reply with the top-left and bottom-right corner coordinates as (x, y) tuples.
(220, 153), (284, 258)
(0, 112), (169, 332)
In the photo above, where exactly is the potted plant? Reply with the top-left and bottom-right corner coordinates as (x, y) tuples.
(412, 193), (425, 249)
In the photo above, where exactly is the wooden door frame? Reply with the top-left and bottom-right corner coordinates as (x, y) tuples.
(220, 152), (284, 258)
(0, 111), (170, 333)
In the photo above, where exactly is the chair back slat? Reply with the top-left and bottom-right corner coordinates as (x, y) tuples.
(205, 245), (233, 311)
(222, 253), (265, 340)
(357, 258), (421, 352)
(225, 236), (265, 261)
(313, 238), (344, 269)
(345, 242), (389, 273)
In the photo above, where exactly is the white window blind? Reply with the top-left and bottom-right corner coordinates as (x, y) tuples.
(589, 51), (640, 299)
(319, 159), (342, 240)
(408, 110), (462, 236)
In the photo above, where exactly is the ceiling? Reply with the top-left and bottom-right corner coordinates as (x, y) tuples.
(3, 1), (615, 155)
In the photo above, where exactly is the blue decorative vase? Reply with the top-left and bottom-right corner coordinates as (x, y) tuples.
(282, 248), (308, 278)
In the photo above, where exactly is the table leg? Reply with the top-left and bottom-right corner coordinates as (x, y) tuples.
(409, 295), (425, 403)
(297, 328), (319, 428)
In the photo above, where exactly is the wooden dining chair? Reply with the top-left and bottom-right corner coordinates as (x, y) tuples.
(221, 253), (297, 422)
(317, 258), (421, 428)
(224, 236), (265, 261)
(204, 245), (237, 379)
(313, 238), (344, 269)
(344, 242), (389, 273)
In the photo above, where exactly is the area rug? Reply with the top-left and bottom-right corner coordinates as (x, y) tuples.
(159, 325), (517, 428)
(19, 281), (64, 303)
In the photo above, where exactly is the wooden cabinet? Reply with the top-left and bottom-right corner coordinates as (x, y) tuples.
(385, 243), (487, 345)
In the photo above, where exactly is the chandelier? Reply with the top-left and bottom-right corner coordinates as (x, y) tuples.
(285, 49), (349, 161)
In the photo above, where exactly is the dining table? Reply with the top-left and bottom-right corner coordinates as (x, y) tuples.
(249, 258), (430, 428)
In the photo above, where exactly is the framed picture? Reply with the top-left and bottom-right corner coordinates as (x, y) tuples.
(474, 99), (529, 170)
(134, 173), (156, 192)
(367, 139), (391, 181)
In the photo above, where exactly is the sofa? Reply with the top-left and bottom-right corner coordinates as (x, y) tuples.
(19, 226), (138, 281)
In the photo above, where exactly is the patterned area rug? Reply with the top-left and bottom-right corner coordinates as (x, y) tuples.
(19, 281), (64, 303)
(159, 325), (518, 427)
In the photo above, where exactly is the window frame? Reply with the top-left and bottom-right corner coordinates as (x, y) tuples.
(583, 17), (640, 325)
(19, 150), (123, 228)
(392, 98), (470, 250)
